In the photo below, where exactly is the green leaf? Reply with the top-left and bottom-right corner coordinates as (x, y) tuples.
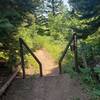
(93, 89), (100, 96)
(0, 19), (15, 31)
(94, 67), (100, 74)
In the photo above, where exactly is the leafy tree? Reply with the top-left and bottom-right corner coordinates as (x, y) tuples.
(47, 6), (79, 40)
(68, 0), (100, 38)
(45, 0), (63, 15)
(0, 0), (44, 71)
(67, 0), (100, 70)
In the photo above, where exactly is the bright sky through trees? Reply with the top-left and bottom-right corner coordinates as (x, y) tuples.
(63, 0), (70, 10)
(63, 0), (68, 5)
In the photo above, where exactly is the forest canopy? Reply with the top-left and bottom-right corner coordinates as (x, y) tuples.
(68, 0), (100, 37)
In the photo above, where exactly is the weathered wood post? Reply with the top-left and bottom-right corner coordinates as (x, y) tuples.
(19, 38), (26, 79)
(73, 33), (80, 73)
(59, 61), (62, 74)
(39, 63), (43, 77)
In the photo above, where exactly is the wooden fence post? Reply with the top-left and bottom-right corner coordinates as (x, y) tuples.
(73, 33), (80, 73)
(19, 38), (26, 79)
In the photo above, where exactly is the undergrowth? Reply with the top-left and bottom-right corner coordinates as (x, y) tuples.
(33, 35), (65, 61)
(24, 35), (65, 75)
(63, 64), (100, 100)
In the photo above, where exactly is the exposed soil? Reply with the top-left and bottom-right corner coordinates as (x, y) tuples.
(2, 75), (90, 100)
(1, 49), (90, 100)
(34, 48), (59, 76)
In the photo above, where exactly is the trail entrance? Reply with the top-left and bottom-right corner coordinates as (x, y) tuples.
(1, 34), (90, 100)
(2, 49), (89, 100)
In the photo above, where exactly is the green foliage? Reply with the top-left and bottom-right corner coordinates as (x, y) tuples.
(63, 66), (100, 99)
(0, 2), (100, 100)
(21, 35), (65, 74)
(17, 16), (36, 48)
(47, 10), (72, 40)
(80, 68), (93, 84)
(33, 35), (64, 60)
(45, 0), (63, 15)
(78, 41), (93, 65)
(68, 0), (100, 38)
(0, 0), (44, 71)
(61, 49), (78, 78)
(24, 54), (39, 74)
(0, 19), (15, 32)
(75, 24), (99, 69)
(75, 67), (100, 99)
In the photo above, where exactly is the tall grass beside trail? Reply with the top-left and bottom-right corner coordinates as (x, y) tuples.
(23, 35), (66, 75)
(24, 54), (40, 75)
(33, 35), (66, 61)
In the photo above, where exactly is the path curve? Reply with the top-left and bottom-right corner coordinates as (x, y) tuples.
(34, 48), (59, 76)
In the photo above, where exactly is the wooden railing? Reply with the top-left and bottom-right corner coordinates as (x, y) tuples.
(0, 63), (21, 97)
(19, 38), (43, 78)
(59, 33), (80, 74)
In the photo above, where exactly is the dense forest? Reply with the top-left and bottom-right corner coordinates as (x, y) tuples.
(0, 0), (100, 99)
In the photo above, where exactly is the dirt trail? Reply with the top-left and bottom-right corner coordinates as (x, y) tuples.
(34, 48), (59, 76)
(2, 75), (89, 100)
(2, 49), (90, 100)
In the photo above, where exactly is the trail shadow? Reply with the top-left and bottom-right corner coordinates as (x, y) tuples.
(43, 65), (60, 76)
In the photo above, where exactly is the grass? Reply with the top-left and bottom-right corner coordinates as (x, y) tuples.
(23, 35), (100, 99)
(63, 64), (100, 100)
(24, 54), (40, 74)
(78, 68), (100, 100)
(23, 35), (66, 75)
(33, 35), (65, 61)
